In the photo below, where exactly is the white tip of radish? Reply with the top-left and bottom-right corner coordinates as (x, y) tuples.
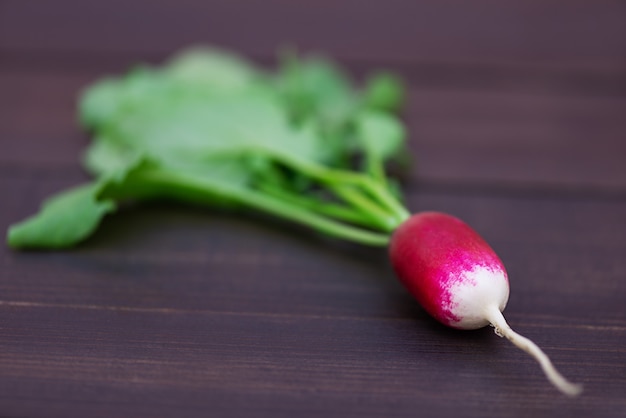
(448, 265), (510, 330)
(485, 305), (583, 397)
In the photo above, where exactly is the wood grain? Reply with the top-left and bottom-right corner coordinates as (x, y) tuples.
(1, 0), (625, 70)
(1, 176), (625, 417)
(1, 1), (625, 417)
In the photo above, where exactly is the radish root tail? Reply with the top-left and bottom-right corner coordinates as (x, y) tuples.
(485, 305), (583, 397)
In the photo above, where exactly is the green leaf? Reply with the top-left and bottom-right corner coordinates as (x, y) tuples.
(363, 72), (405, 112)
(6, 158), (156, 249)
(166, 46), (259, 90)
(83, 136), (140, 176)
(276, 53), (364, 168)
(80, 48), (271, 131)
(7, 183), (115, 249)
(278, 54), (355, 121)
(79, 56), (328, 173)
(116, 94), (323, 163)
(79, 78), (123, 129)
(354, 110), (405, 160)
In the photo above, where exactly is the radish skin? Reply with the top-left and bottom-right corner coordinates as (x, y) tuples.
(390, 211), (582, 396)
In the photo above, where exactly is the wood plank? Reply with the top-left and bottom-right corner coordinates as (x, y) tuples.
(1, 69), (624, 189)
(407, 86), (626, 190)
(1, 176), (625, 417)
(1, 0), (625, 71)
(2, 1), (624, 416)
(0, 71), (91, 169)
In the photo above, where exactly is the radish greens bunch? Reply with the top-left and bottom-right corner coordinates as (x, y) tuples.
(8, 48), (409, 248)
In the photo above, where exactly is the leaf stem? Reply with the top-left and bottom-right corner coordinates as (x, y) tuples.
(329, 185), (397, 232)
(140, 169), (391, 247)
(256, 182), (376, 228)
(274, 154), (410, 227)
(360, 178), (410, 223)
(365, 155), (387, 187)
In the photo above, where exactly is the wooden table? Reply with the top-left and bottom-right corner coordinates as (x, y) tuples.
(1, 1), (625, 417)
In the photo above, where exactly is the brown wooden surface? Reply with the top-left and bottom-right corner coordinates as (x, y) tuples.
(1, 1), (625, 417)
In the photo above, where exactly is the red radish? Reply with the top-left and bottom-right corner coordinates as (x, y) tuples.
(390, 211), (582, 396)
(6, 48), (584, 398)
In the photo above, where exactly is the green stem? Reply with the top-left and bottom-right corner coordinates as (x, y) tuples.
(257, 182), (376, 228)
(366, 155), (387, 187)
(139, 170), (391, 247)
(329, 185), (397, 232)
(272, 153), (410, 227)
(360, 178), (411, 223)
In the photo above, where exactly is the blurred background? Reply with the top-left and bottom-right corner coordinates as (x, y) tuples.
(2, 0), (625, 192)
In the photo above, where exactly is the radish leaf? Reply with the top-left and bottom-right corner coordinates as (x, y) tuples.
(7, 183), (115, 249)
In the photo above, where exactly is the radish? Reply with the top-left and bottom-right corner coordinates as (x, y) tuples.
(390, 211), (582, 396)
(7, 48), (583, 397)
